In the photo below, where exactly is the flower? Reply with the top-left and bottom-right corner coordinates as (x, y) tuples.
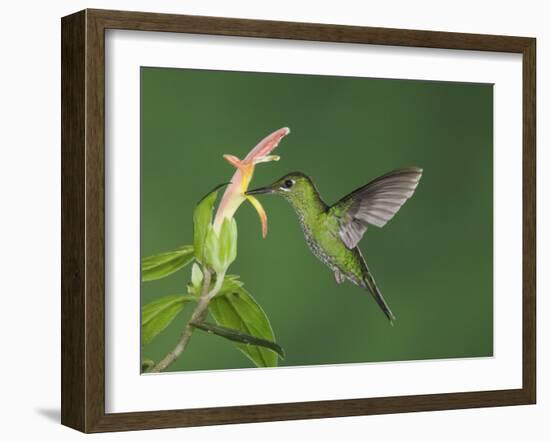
(213, 127), (290, 238)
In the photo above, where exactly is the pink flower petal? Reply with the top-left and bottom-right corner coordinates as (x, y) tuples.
(213, 127), (290, 236)
(213, 168), (245, 231)
(244, 127), (290, 161)
(223, 154), (243, 168)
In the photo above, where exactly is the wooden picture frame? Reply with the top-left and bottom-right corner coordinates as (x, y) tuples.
(61, 8), (536, 433)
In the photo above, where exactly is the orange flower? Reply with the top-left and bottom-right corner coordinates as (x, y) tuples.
(213, 127), (290, 238)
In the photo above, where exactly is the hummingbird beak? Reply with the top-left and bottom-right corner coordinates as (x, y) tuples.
(246, 186), (274, 196)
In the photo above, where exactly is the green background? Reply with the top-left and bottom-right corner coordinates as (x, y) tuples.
(141, 67), (493, 372)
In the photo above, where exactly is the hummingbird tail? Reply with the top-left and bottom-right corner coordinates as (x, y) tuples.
(363, 271), (396, 325)
(357, 250), (396, 324)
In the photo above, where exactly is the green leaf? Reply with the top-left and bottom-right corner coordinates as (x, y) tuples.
(141, 359), (155, 373)
(196, 274), (242, 298)
(204, 226), (221, 272)
(209, 285), (280, 367)
(219, 217), (237, 268)
(141, 295), (189, 344)
(204, 218), (238, 274)
(191, 263), (203, 288)
(193, 184), (227, 263)
(220, 274), (244, 293)
(192, 321), (285, 359)
(141, 245), (194, 282)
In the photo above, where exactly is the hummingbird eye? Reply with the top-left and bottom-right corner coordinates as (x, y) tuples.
(282, 179), (294, 190)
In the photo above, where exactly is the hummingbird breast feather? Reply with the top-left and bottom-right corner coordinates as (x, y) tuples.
(296, 210), (357, 282)
(297, 210), (396, 323)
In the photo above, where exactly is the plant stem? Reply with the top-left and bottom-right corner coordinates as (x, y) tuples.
(149, 267), (225, 373)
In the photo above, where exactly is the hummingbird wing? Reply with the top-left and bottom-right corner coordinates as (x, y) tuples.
(331, 167), (423, 249)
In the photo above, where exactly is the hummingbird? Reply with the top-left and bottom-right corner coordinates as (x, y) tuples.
(246, 167), (423, 324)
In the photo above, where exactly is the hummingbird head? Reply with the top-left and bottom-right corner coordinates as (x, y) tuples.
(246, 172), (326, 212)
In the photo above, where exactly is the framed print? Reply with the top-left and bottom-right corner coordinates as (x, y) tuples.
(61, 9), (536, 433)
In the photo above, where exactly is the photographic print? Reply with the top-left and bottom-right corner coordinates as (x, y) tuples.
(140, 67), (493, 374)
(61, 10), (535, 431)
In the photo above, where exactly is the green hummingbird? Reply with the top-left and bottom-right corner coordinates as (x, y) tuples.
(246, 167), (423, 324)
